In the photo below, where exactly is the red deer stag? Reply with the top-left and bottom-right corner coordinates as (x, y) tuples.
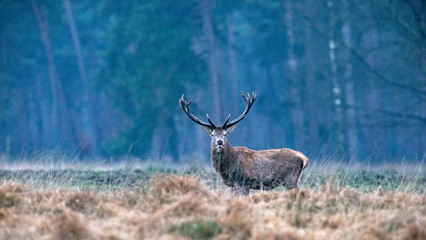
(179, 92), (309, 195)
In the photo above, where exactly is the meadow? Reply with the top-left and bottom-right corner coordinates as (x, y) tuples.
(0, 157), (425, 240)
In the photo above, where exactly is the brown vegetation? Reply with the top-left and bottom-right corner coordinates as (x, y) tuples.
(0, 175), (425, 240)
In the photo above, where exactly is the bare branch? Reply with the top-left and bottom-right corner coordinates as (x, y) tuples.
(347, 104), (426, 124)
(300, 7), (426, 97)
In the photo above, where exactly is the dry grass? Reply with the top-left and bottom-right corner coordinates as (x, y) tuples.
(0, 172), (425, 240)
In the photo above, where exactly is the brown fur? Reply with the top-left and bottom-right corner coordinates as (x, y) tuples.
(211, 138), (309, 195)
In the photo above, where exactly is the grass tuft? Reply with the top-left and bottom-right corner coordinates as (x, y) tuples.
(170, 220), (221, 239)
(0, 181), (24, 208)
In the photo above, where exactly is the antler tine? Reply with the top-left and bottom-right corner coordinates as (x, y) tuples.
(179, 94), (193, 108)
(179, 95), (214, 129)
(179, 94), (185, 107)
(240, 91), (249, 103)
(250, 92), (257, 106)
(224, 91), (257, 129)
(222, 114), (231, 128)
(252, 91), (257, 102)
(206, 114), (217, 128)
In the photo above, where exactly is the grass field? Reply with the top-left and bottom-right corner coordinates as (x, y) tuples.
(0, 159), (425, 240)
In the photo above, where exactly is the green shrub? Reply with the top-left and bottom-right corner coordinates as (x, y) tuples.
(0, 193), (18, 208)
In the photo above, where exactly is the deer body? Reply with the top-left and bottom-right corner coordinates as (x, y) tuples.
(179, 92), (309, 195)
(210, 132), (308, 195)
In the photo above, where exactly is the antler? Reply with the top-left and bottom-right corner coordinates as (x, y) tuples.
(222, 91), (257, 129)
(179, 95), (216, 130)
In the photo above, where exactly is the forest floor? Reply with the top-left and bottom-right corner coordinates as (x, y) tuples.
(0, 160), (425, 240)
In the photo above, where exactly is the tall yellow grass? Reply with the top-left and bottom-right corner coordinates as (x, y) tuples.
(0, 174), (425, 240)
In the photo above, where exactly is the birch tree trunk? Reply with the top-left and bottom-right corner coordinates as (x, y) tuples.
(64, 0), (96, 156)
(200, 0), (222, 122)
(284, 1), (305, 150)
(327, 0), (346, 160)
(31, 0), (75, 147)
(342, 0), (359, 160)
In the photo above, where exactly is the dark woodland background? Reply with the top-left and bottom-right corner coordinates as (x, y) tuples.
(0, 0), (425, 163)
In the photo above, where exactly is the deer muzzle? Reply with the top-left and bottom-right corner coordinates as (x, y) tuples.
(215, 139), (225, 152)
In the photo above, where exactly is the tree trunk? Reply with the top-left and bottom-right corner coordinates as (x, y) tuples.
(150, 113), (169, 161)
(265, 58), (276, 147)
(31, 0), (76, 147)
(63, 0), (96, 156)
(195, 89), (210, 161)
(284, 1), (305, 150)
(303, 0), (320, 155)
(200, 0), (222, 122)
(25, 72), (41, 149)
(366, 27), (387, 161)
(327, 0), (346, 160)
(33, 76), (47, 149)
(227, 12), (239, 113)
(0, 34), (11, 153)
(342, 0), (359, 160)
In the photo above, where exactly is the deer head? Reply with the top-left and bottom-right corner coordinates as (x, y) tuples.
(179, 92), (257, 152)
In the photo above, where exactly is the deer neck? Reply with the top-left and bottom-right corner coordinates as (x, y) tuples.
(211, 142), (236, 177)
(211, 140), (234, 155)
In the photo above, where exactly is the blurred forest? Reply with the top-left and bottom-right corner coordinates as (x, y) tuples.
(0, 0), (425, 162)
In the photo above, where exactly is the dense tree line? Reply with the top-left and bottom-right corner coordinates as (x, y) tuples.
(0, 0), (424, 162)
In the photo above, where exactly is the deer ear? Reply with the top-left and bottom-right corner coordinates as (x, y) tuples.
(202, 126), (214, 135)
(225, 124), (237, 134)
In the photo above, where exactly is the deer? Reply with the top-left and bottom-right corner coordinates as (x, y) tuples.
(179, 92), (309, 195)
